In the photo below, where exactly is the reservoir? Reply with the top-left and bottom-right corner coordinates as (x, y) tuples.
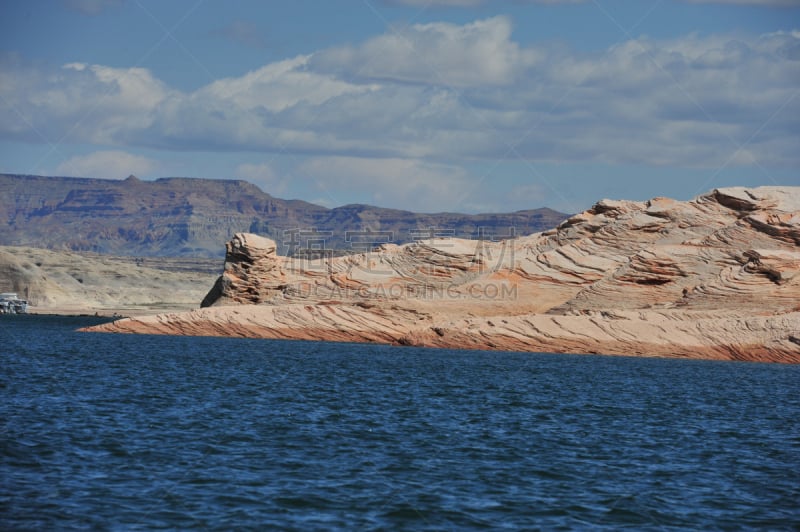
(2, 315), (799, 529)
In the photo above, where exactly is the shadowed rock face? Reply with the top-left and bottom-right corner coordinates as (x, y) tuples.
(200, 233), (283, 307)
(89, 186), (800, 363)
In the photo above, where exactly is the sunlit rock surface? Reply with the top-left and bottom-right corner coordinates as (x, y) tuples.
(0, 247), (218, 314)
(87, 187), (800, 363)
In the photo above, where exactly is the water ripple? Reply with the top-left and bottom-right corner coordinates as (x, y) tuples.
(2, 315), (799, 529)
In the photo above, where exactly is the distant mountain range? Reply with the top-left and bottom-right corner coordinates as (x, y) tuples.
(1, 173), (568, 257)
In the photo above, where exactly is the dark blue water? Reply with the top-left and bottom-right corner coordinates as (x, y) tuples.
(2, 315), (799, 530)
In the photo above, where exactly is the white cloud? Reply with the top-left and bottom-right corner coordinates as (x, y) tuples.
(1, 20), (798, 172)
(55, 150), (156, 179)
(197, 55), (377, 113)
(0, 60), (170, 144)
(312, 16), (541, 87)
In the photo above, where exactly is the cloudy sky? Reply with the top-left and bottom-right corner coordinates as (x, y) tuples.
(1, 0), (798, 213)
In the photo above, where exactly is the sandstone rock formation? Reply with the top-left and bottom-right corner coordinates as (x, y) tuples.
(0, 247), (219, 314)
(86, 187), (800, 363)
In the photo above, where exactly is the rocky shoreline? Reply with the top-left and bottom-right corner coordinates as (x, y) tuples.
(0, 247), (218, 314)
(84, 187), (800, 363)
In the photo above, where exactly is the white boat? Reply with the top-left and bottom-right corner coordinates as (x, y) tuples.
(0, 293), (29, 314)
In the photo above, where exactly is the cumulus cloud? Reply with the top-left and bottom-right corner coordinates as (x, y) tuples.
(312, 16), (540, 87)
(1, 19), (798, 172)
(197, 55), (378, 113)
(0, 60), (170, 144)
(55, 150), (156, 179)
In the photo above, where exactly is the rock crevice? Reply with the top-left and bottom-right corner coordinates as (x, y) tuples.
(89, 186), (800, 363)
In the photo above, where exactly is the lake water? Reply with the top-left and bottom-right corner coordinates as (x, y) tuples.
(2, 315), (799, 530)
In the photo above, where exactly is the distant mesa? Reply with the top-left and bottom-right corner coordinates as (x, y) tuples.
(0, 173), (568, 258)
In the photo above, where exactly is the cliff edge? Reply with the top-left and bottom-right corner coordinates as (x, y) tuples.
(85, 187), (800, 363)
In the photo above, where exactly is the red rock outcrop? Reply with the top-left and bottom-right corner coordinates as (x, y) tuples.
(86, 186), (800, 363)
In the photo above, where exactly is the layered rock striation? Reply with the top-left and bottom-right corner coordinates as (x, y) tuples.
(1, 174), (566, 257)
(87, 187), (800, 363)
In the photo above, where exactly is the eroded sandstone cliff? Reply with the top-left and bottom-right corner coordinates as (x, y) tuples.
(0, 247), (219, 314)
(86, 187), (800, 363)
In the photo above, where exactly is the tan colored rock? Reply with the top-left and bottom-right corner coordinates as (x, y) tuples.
(0, 247), (218, 314)
(201, 233), (284, 306)
(86, 186), (800, 363)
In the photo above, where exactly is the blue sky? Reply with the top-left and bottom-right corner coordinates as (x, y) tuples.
(1, 0), (798, 213)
